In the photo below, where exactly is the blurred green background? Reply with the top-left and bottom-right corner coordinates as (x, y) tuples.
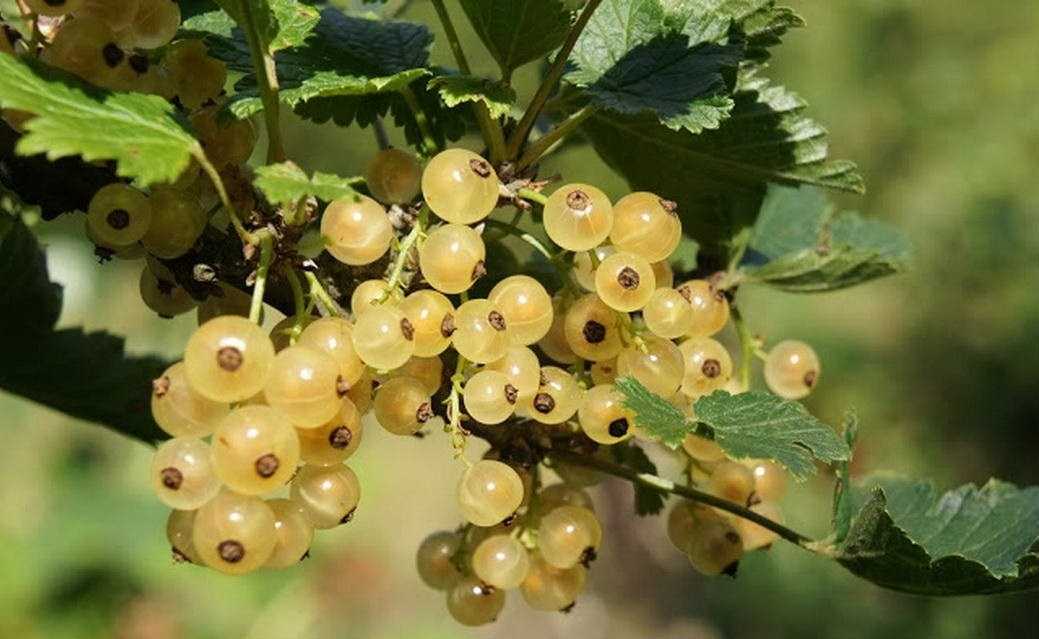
(2, 1), (1038, 637)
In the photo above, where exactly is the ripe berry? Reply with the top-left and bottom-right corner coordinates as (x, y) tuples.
(151, 438), (221, 510)
(298, 317), (366, 388)
(165, 40), (226, 109)
(463, 369), (518, 425)
(390, 356), (444, 395)
(400, 290), (455, 357)
(366, 148), (422, 204)
(488, 275), (554, 345)
(682, 433), (726, 463)
(87, 183), (152, 248)
(525, 366), (582, 425)
(457, 460), (524, 527)
(594, 250), (657, 312)
(535, 484), (595, 518)
(373, 376), (432, 436)
(446, 576), (505, 626)
(211, 405), (300, 495)
(745, 459), (787, 502)
(642, 287), (694, 339)
(543, 183), (613, 251)
(351, 305), (416, 370)
(520, 552), (587, 612)
(678, 337), (732, 398)
(563, 293), (624, 362)
(666, 501), (698, 552)
(264, 498), (315, 569)
(418, 223), (486, 294)
(676, 279), (730, 338)
(422, 148), (500, 224)
(297, 398), (364, 466)
(192, 489), (277, 575)
(416, 530), (463, 590)
(263, 345), (342, 429)
(451, 299), (511, 364)
(472, 534), (531, 589)
(763, 340), (821, 400)
(139, 266), (197, 318)
(25, 0), (85, 17)
(151, 361), (229, 438)
(350, 279), (400, 317)
(197, 284), (252, 326)
(538, 505), (602, 569)
(616, 336), (685, 397)
(738, 502), (783, 551)
(184, 316), (276, 403)
(125, 0), (182, 49)
(321, 195), (394, 266)
(589, 358), (618, 385)
(578, 384), (635, 445)
(685, 512), (744, 576)
(709, 461), (756, 506)
(609, 192), (682, 262)
(290, 464), (362, 529)
(484, 345), (541, 400)
(537, 295), (580, 365)
(166, 509), (198, 563)
(74, 0), (141, 32)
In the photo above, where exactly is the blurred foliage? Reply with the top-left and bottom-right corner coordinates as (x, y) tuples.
(2, 0), (1038, 637)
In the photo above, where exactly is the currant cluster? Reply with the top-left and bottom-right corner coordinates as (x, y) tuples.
(3, 2), (255, 302)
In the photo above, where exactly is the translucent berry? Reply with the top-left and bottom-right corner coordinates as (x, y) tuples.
(484, 345), (540, 400)
(390, 356), (444, 395)
(87, 183), (152, 248)
(472, 534), (531, 589)
(192, 489), (277, 575)
(446, 576), (505, 626)
(763, 340), (820, 400)
(263, 345), (342, 429)
(589, 358), (618, 385)
(652, 260), (674, 289)
(682, 433), (726, 463)
(264, 498), (315, 569)
(126, 0), (182, 49)
(643, 288), (694, 339)
(710, 461), (756, 506)
(463, 369), (518, 425)
(400, 289), (454, 357)
(563, 293), (624, 362)
(140, 266), (196, 318)
(151, 438), (221, 510)
(151, 361), (229, 438)
(452, 299), (511, 364)
(678, 337), (732, 398)
(74, 0), (140, 32)
(571, 245), (614, 291)
(166, 509), (198, 563)
(609, 192), (682, 262)
(416, 530), (463, 590)
(165, 40), (226, 109)
(595, 250), (656, 312)
(422, 148), (499, 224)
(298, 317), (366, 388)
(351, 305), (415, 370)
(537, 295), (580, 365)
(745, 459), (787, 502)
(25, 0), (84, 17)
(488, 275), (553, 345)
(577, 384), (635, 445)
(366, 147), (422, 204)
(321, 195), (394, 266)
(616, 336), (685, 397)
(350, 279), (399, 318)
(543, 183), (613, 251)
(538, 505), (602, 569)
(196, 284), (251, 325)
(685, 512), (743, 576)
(676, 280), (729, 338)
(520, 552), (587, 611)
(666, 501), (698, 552)
(526, 366), (582, 425)
(536, 483), (595, 517)
(373, 376), (432, 436)
(211, 405), (300, 495)
(297, 398), (363, 466)
(738, 502), (783, 551)
(290, 464), (361, 529)
(418, 223), (486, 294)
(184, 316), (276, 403)
(457, 460), (524, 527)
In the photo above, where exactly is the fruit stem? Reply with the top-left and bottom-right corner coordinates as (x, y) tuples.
(516, 104), (597, 171)
(731, 305), (754, 391)
(248, 233), (275, 324)
(236, 0), (287, 164)
(372, 118), (391, 151)
(377, 216), (424, 304)
(284, 266), (307, 345)
(428, 0), (506, 163)
(399, 86), (440, 156)
(304, 271), (343, 316)
(445, 354), (472, 465)
(505, 0), (604, 160)
(546, 448), (817, 549)
(516, 188), (548, 207)
(193, 149), (256, 245)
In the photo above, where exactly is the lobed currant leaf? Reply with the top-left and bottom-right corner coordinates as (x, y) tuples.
(429, 75), (517, 120)
(457, 0), (572, 79)
(253, 162), (361, 207)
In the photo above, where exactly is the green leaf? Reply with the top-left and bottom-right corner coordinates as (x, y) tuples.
(616, 376), (691, 449)
(830, 474), (1039, 595)
(675, 0), (804, 64)
(581, 71), (865, 247)
(567, 0), (743, 134)
(742, 185), (912, 292)
(207, 0), (319, 52)
(253, 162), (360, 206)
(457, 0), (572, 78)
(0, 215), (169, 443)
(609, 442), (666, 516)
(429, 75), (516, 120)
(693, 391), (850, 480)
(0, 55), (198, 187)
(669, 235), (700, 273)
(220, 8), (432, 118)
(831, 410), (860, 540)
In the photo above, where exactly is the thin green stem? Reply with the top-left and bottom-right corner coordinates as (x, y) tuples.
(399, 87), (440, 156)
(546, 448), (816, 548)
(304, 271), (342, 316)
(283, 267), (307, 345)
(506, 0), (603, 160)
(731, 305), (754, 391)
(372, 118), (391, 151)
(428, 0), (506, 162)
(249, 234), (275, 324)
(516, 187), (549, 207)
(377, 219), (424, 304)
(445, 354), (472, 464)
(237, 0), (286, 163)
(193, 149), (255, 245)
(516, 104), (597, 170)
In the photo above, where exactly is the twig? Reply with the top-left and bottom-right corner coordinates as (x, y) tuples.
(516, 104), (597, 171)
(506, 0), (604, 160)
(193, 149), (255, 245)
(248, 234), (274, 324)
(237, 0), (286, 163)
(399, 87), (439, 156)
(304, 271), (342, 317)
